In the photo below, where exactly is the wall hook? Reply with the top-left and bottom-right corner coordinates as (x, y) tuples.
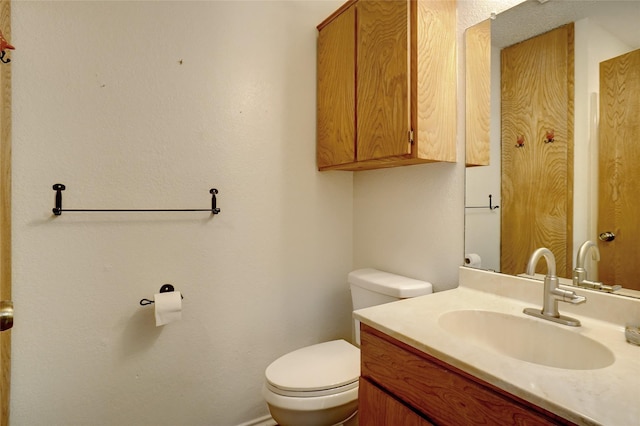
(0, 30), (14, 64)
(544, 129), (555, 143)
(515, 135), (525, 148)
(140, 284), (184, 306)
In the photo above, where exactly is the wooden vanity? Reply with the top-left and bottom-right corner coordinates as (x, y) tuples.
(353, 267), (640, 426)
(359, 324), (575, 425)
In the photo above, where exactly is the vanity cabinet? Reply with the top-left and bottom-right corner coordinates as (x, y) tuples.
(359, 324), (576, 425)
(316, 0), (456, 171)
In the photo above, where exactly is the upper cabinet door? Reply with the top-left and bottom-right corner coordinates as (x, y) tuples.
(357, 0), (411, 162)
(317, 4), (356, 169)
(316, 0), (456, 171)
(413, 0), (457, 163)
(465, 19), (491, 167)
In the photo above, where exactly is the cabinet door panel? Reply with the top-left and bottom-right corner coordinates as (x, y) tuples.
(598, 48), (640, 288)
(359, 378), (433, 426)
(415, 0), (457, 162)
(357, 0), (411, 161)
(317, 5), (356, 168)
(500, 24), (573, 277)
(465, 18), (490, 166)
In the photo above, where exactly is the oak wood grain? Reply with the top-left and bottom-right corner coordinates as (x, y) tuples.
(500, 24), (574, 277)
(359, 378), (433, 426)
(465, 19), (491, 167)
(357, 0), (411, 162)
(0, 0), (10, 424)
(317, 3), (356, 169)
(598, 48), (640, 290)
(415, 0), (456, 162)
(316, 0), (456, 171)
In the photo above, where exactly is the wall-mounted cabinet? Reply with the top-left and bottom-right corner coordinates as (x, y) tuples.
(465, 18), (491, 167)
(316, 0), (456, 171)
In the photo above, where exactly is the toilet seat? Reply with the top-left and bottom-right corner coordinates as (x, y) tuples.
(265, 340), (360, 398)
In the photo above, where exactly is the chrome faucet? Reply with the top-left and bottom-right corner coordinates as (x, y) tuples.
(573, 241), (621, 292)
(523, 247), (586, 327)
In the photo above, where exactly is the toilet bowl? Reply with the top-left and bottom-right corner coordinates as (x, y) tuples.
(263, 269), (433, 426)
(262, 340), (359, 426)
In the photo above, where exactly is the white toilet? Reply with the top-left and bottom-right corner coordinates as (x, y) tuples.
(262, 268), (433, 426)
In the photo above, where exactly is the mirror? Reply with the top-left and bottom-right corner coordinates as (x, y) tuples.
(464, 0), (640, 297)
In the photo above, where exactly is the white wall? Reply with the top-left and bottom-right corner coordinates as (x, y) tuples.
(463, 46), (502, 273)
(9, 1), (521, 425)
(11, 1), (353, 425)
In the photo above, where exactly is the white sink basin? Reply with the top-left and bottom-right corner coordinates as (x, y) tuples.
(438, 310), (615, 370)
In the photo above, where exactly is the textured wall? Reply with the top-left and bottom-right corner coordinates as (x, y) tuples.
(11, 2), (352, 425)
(9, 1), (524, 425)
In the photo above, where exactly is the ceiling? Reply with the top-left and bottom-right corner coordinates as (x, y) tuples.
(492, 0), (640, 49)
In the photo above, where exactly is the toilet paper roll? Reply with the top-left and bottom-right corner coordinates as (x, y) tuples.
(464, 253), (482, 268)
(154, 291), (182, 327)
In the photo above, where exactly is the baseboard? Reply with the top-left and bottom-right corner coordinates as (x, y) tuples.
(235, 414), (277, 426)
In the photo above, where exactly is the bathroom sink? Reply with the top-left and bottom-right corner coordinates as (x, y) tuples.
(438, 310), (614, 370)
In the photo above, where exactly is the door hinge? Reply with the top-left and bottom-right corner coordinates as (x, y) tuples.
(409, 129), (414, 145)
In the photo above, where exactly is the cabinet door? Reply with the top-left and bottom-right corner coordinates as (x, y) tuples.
(598, 48), (640, 289)
(465, 18), (491, 167)
(317, 4), (356, 169)
(357, 0), (411, 161)
(359, 378), (433, 426)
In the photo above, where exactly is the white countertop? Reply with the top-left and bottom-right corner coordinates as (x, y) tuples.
(353, 267), (640, 426)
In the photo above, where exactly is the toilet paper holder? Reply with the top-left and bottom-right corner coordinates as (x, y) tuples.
(140, 284), (184, 306)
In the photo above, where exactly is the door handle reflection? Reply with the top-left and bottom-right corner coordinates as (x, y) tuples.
(0, 301), (13, 331)
(599, 232), (616, 242)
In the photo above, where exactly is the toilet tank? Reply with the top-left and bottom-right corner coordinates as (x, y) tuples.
(348, 268), (433, 344)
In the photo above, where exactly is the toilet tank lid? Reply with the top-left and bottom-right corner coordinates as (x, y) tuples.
(348, 268), (433, 298)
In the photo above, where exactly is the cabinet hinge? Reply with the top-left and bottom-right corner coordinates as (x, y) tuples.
(409, 129), (414, 145)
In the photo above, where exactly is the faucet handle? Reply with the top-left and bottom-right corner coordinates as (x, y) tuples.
(575, 278), (602, 290)
(572, 267), (587, 286)
(600, 284), (622, 293)
(570, 294), (587, 304)
(553, 287), (587, 304)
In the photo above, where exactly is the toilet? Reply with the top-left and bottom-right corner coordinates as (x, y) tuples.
(262, 268), (433, 426)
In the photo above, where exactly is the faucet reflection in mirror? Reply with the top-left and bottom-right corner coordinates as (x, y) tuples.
(573, 241), (622, 293)
(523, 248), (585, 327)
